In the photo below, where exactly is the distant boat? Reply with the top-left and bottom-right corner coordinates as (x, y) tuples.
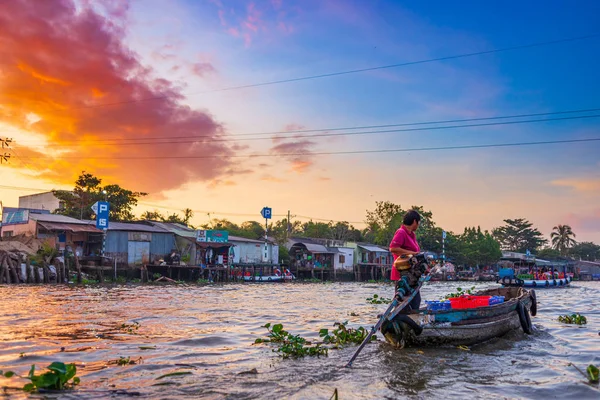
(243, 268), (295, 283)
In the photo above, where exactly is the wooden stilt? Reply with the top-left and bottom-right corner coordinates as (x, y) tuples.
(74, 253), (82, 284)
(25, 257), (32, 283)
(0, 253), (7, 284)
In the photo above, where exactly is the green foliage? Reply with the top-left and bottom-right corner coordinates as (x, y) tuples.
(569, 242), (600, 261)
(450, 227), (502, 267)
(196, 278), (210, 284)
(587, 365), (599, 383)
(278, 245), (290, 264)
(153, 273), (162, 280)
(558, 313), (587, 325)
(254, 323), (328, 359)
(30, 240), (59, 266)
(492, 218), (547, 253)
(551, 225), (577, 256)
(535, 247), (561, 260)
(319, 321), (372, 346)
(364, 201), (405, 246)
(443, 286), (476, 299)
(141, 208), (195, 226)
(53, 171), (146, 221)
(1, 362), (80, 392)
(117, 357), (132, 366)
(118, 322), (140, 333)
(366, 294), (392, 304)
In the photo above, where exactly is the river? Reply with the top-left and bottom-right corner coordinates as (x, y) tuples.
(0, 281), (599, 399)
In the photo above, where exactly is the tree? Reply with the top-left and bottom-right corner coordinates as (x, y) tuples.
(551, 224), (577, 256)
(300, 221), (332, 239)
(535, 247), (561, 260)
(240, 221), (266, 240)
(452, 227), (502, 267)
(53, 171), (146, 222)
(492, 218), (547, 253)
(140, 210), (164, 221)
(568, 241), (600, 261)
(140, 208), (195, 227)
(364, 201), (405, 246)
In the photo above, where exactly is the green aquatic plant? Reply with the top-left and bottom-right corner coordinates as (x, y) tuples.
(558, 313), (587, 325)
(319, 321), (373, 347)
(588, 365), (599, 383)
(443, 286), (476, 300)
(1, 362), (80, 392)
(254, 323), (328, 359)
(118, 322), (140, 333)
(366, 294), (392, 304)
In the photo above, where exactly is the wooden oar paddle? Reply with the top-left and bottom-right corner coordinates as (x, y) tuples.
(345, 275), (430, 368)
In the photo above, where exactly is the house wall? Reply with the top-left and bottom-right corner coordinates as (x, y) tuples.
(18, 192), (62, 212)
(231, 241), (279, 264)
(333, 248), (354, 270)
(1, 219), (37, 237)
(105, 231), (175, 265)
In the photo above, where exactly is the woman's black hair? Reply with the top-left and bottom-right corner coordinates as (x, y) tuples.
(403, 210), (421, 226)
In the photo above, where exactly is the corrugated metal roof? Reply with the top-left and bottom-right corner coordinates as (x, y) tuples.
(104, 221), (170, 233)
(229, 235), (264, 244)
(38, 221), (102, 233)
(358, 244), (389, 253)
(145, 221), (196, 238)
(304, 243), (331, 253)
(30, 213), (90, 224)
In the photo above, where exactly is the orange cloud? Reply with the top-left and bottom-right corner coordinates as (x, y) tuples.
(0, 0), (234, 193)
(551, 178), (600, 193)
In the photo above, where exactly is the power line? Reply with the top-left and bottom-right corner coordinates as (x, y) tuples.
(0, 191), (363, 225)
(17, 113), (600, 148)
(26, 33), (600, 113)
(19, 137), (600, 160)
(15, 107), (600, 146)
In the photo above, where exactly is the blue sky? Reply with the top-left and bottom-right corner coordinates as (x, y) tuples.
(1, 0), (599, 241)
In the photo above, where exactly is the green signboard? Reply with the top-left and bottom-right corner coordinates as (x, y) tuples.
(196, 230), (229, 243)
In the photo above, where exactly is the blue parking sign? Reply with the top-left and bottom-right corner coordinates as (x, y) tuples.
(96, 201), (110, 229)
(261, 207), (272, 219)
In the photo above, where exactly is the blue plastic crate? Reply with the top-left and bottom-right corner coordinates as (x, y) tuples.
(489, 296), (505, 305)
(425, 300), (452, 311)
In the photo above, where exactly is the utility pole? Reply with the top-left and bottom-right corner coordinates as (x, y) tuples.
(287, 210), (291, 240)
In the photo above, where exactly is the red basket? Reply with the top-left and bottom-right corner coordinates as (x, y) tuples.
(449, 295), (492, 309)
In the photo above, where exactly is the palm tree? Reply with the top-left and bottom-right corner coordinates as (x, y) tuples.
(551, 225), (577, 256)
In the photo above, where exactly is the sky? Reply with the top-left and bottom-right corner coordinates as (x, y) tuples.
(0, 0), (599, 243)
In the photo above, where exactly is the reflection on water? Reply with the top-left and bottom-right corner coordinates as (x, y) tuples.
(0, 282), (599, 399)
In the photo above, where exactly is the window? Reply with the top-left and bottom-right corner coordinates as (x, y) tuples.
(3, 231), (13, 238)
(339, 254), (345, 264)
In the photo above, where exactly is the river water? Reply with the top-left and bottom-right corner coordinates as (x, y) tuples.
(0, 281), (598, 399)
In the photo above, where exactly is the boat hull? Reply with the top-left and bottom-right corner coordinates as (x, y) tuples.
(520, 276), (571, 288)
(242, 275), (294, 282)
(381, 287), (534, 348)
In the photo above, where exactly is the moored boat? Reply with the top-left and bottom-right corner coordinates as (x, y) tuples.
(242, 268), (295, 282)
(381, 287), (536, 348)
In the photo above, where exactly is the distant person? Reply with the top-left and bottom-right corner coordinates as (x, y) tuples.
(389, 210), (422, 310)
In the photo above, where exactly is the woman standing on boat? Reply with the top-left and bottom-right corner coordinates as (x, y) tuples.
(389, 210), (422, 310)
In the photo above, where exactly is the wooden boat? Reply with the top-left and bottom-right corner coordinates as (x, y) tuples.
(521, 275), (571, 288)
(498, 275), (572, 288)
(381, 287), (536, 348)
(242, 268), (295, 282)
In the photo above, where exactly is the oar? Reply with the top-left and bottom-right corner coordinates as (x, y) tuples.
(345, 275), (429, 368)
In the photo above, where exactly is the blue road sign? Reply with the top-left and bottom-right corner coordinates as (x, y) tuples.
(442, 230), (447, 239)
(96, 201), (110, 230)
(261, 207), (272, 219)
